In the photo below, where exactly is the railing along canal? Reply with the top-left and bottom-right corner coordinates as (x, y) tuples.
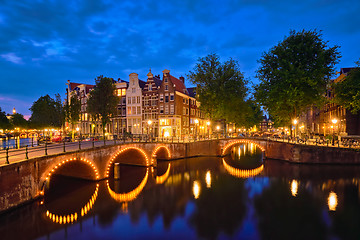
(1, 134), (360, 166)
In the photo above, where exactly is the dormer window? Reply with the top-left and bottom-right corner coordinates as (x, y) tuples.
(165, 78), (168, 83)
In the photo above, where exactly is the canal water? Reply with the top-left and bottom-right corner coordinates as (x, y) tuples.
(1, 143), (360, 239)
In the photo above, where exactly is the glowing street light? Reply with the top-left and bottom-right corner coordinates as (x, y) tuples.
(331, 118), (338, 146)
(147, 120), (153, 141)
(293, 119), (298, 138)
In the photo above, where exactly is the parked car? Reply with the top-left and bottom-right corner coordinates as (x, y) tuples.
(63, 136), (72, 142)
(84, 137), (99, 141)
(51, 136), (62, 142)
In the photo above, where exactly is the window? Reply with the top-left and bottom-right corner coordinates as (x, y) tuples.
(144, 97), (149, 106)
(165, 78), (168, 83)
(128, 97), (131, 104)
(165, 96), (169, 103)
(149, 85), (152, 91)
(132, 107), (136, 114)
(170, 104), (174, 114)
(152, 96), (157, 106)
(160, 94), (164, 102)
(127, 107), (132, 115)
(160, 105), (164, 114)
(137, 96), (140, 103)
(132, 97), (135, 103)
(170, 94), (174, 101)
(165, 85), (168, 91)
(183, 107), (186, 115)
(186, 108), (189, 115)
(122, 89), (126, 96)
(132, 88), (135, 93)
(183, 98), (185, 104)
(122, 97), (126, 104)
(137, 106), (141, 115)
(165, 106), (169, 114)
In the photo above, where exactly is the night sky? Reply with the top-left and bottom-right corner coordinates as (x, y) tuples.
(1, 0), (359, 117)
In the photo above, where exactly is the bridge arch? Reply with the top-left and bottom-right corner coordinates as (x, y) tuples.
(151, 145), (171, 164)
(106, 147), (150, 178)
(40, 157), (100, 193)
(222, 139), (265, 155)
(107, 168), (149, 202)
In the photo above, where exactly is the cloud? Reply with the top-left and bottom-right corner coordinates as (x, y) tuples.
(1, 52), (23, 64)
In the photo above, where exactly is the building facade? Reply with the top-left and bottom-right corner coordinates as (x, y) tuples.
(126, 73), (145, 135)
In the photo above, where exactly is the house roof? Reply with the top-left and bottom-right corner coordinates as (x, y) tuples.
(340, 68), (356, 75)
(170, 75), (188, 95)
(153, 76), (162, 87)
(69, 82), (82, 91)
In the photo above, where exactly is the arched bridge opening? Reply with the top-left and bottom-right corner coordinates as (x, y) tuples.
(106, 147), (150, 179)
(222, 139), (265, 156)
(151, 146), (171, 164)
(40, 158), (100, 197)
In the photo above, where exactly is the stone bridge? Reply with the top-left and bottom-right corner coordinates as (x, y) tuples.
(2, 137), (360, 213)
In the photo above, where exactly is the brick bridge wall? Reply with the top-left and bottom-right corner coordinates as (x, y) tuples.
(2, 138), (360, 213)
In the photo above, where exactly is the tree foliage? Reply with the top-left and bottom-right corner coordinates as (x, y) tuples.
(254, 29), (340, 126)
(10, 113), (28, 129)
(29, 94), (63, 128)
(0, 107), (11, 130)
(188, 53), (255, 126)
(65, 92), (81, 134)
(333, 62), (360, 114)
(87, 75), (118, 136)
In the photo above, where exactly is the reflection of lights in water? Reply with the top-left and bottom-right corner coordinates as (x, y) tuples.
(222, 159), (264, 178)
(243, 144), (246, 155)
(45, 184), (99, 224)
(291, 180), (298, 197)
(250, 143), (254, 154)
(107, 168), (149, 202)
(238, 146), (241, 158)
(205, 171), (211, 188)
(156, 163), (171, 184)
(328, 191), (338, 211)
(193, 181), (201, 199)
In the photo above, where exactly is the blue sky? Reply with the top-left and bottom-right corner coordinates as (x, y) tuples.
(1, 0), (360, 117)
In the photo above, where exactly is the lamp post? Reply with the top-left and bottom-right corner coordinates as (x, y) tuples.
(206, 121), (210, 139)
(147, 120), (152, 141)
(293, 119), (298, 139)
(332, 118), (338, 146)
(194, 119), (199, 140)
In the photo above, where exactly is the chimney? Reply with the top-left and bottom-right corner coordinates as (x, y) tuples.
(179, 76), (185, 83)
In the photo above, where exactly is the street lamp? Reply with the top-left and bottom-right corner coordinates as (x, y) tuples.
(147, 120), (152, 141)
(293, 119), (298, 138)
(194, 119), (199, 140)
(206, 121), (210, 139)
(332, 118), (338, 146)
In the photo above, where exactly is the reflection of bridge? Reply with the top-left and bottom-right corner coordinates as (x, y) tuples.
(3, 137), (360, 213)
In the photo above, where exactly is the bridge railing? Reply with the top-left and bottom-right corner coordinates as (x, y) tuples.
(1, 134), (359, 166)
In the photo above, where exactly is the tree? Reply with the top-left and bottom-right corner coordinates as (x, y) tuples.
(10, 113), (28, 129)
(29, 94), (62, 128)
(188, 53), (251, 127)
(87, 75), (118, 139)
(333, 61), (360, 114)
(65, 92), (81, 138)
(254, 29), (340, 127)
(0, 107), (11, 130)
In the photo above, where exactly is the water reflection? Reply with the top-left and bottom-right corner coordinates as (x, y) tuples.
(3, 149), (360, 239)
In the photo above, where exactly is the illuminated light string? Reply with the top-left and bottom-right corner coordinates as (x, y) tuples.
(151, 145), (171, 165)
(107, 169), (149, 202)
(44, 158), (100, 184)
(222, 158), (264, 178)
(222, 140), (265, 155)
(45, 184), (99, 224)
(106, 147), (150, 178)
(156, 163), (171, 184)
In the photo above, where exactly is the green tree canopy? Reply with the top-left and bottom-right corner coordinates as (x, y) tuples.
(254, 29), (340, 126)
(10, 113), (28, 129)
(87, 75), (118, 137)
(333, 62), (360, 114)
(188, 53), (253, 126)
(65, 92), (81, 135)
(0, 107), (11, 130)
(29, 94), (63, 128)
